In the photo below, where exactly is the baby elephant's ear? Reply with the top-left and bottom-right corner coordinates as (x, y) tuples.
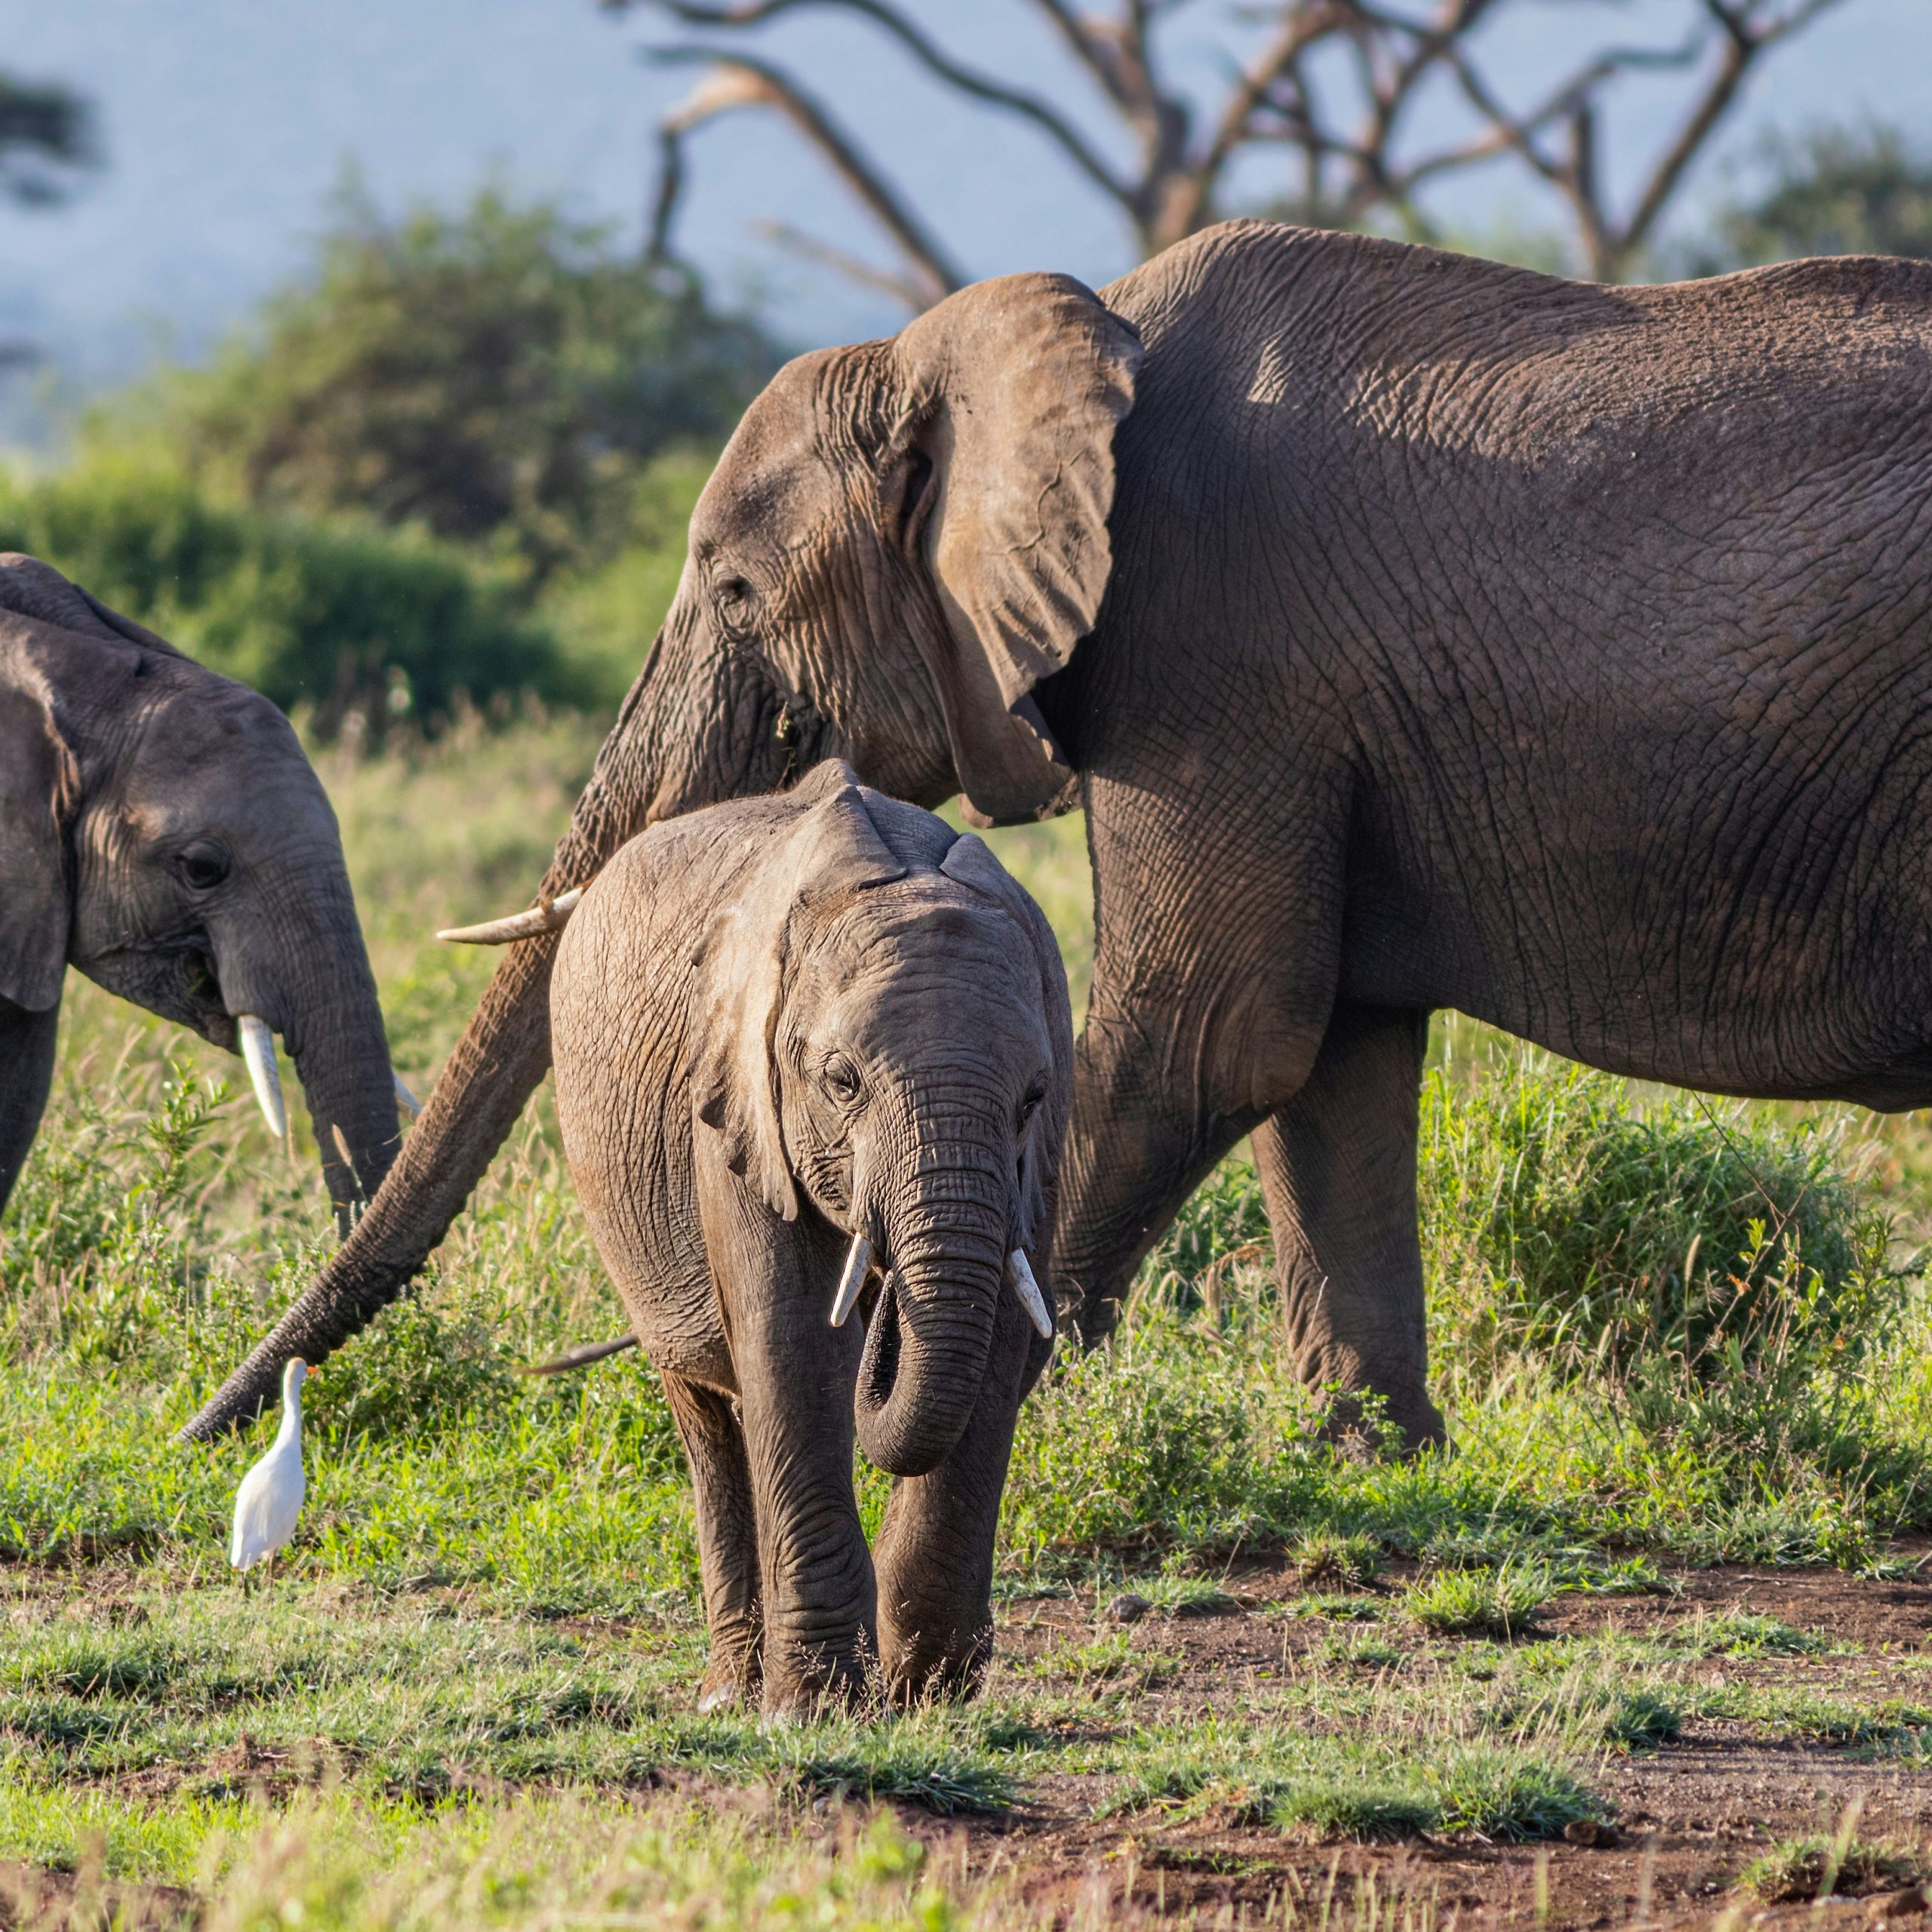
(692, 776), (905, 1221)
(940, 833), (1075, 1220)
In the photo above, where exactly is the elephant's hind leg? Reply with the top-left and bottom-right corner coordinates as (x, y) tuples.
(1253, 1001), (1445, 1454)
(660, 1371), (762, 1712)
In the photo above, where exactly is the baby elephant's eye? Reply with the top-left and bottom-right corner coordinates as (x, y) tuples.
(821, 1054), (863, 1105)
(1018, 1081), (1048, 1128)
(174, 841), (232, 893)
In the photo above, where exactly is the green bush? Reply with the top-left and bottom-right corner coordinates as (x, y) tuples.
(0, 455), (580, 729)
(1420, 1057), (1900, 1383)
(117, 184), (774, 589)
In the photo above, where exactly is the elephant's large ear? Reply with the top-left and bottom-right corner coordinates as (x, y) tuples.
(692, 761), (905, 1220)
(0, 670), (75, 1012)
(939, 831), (1075, 1239)
(891, 274), (1140, 829)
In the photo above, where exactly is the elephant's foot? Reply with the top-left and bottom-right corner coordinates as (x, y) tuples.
(758, 1631), (874, 1721)
(1311, 1380), (1446, 1460)
(879, 1609), (992, 1707)
(696, 1620), (761, 1712)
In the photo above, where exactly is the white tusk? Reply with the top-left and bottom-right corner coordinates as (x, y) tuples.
(393, 1072), (420, 1119)
(438, 887), (582, 946)
(235, 1014), (288, 1148)
(1008, 1248), (1054, 1340)
(830, 1232), (871, 1327)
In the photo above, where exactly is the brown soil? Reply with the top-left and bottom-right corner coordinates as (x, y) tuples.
(0, 1860), (195, 1932)
(909, 1558), (1932, 1929)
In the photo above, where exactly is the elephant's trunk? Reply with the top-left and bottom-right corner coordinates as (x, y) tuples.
(854, 1114), (1010, 1478)
(179, 605), (804, 1441)
(284, 937), (406, 1230)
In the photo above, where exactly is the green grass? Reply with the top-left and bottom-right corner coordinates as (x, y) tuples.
(0, 1786), (992, 1930)
(1737, 1833), (1918, 1903)
(1400, 1565), (1549, 1638)
(14, 718), (1932, 1911)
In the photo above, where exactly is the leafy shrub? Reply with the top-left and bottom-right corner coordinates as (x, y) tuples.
(118, 184), (775, 589)
(1421, 1058), (1899, 1383)
(1134, 1155), (1273, 1320)
(0, 455), (580, 731)
(297, 1283), (518, 1442)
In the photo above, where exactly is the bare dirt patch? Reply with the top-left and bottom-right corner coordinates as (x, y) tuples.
(916, 1560), (1932, 1928)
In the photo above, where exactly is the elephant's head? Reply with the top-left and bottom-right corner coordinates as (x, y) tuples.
(183, 272), (1136, 1438)
(694, 767), (1072, 1476)
(657, 273), (1141, 828)
(0, 555), (402, 1223)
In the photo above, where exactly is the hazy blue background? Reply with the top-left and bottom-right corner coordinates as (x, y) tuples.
(5, 0), (1931, 410)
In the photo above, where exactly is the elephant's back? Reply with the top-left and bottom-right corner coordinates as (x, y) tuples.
(1104, 221), (1932, 486)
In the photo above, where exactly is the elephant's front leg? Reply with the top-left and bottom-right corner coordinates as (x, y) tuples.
(1253, 1001), (1444, 1451)
(1054, 766), (1346, 1348)
(872, 1289), (1044, 1703)
(700, 1157), (875, 1715)
(0, 995), (60, 1215)
(659, 1371), (762, 1712)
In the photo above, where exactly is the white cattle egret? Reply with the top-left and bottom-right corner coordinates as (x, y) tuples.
(229, 1358), (313, 1575)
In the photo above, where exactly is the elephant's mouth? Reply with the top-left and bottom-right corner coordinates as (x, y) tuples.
(82, 934), (224, 1038)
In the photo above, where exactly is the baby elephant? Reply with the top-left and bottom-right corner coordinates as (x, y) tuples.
(550, 759), (1071, 1715)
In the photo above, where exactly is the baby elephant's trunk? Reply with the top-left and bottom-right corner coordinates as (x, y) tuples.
(854, 1164), (1009, 1477)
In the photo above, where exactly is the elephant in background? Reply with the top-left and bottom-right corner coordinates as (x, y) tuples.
(190, 223), (1932, 1457)
(549, 759), (1068, 1713)
(0, 553), (405, 1225)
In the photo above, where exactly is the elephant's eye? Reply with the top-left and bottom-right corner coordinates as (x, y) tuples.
(174, 841), (232, 893)
(1018, 1081), (1047, 1128)
(821, 1054), (863, 1106)
(713, 571), (755, 626)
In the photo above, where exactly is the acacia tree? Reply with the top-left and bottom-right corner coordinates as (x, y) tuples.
(604, 0), (1847, 300)
(0, 72), (95, 208)
(0, 72), (97, 374)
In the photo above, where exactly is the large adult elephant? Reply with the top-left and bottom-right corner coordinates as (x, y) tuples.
(186, 222), (1932, 1448)
(1, 555), (405, 1225)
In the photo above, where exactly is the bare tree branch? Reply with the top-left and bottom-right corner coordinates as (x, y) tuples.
(647, 47), (966, 306)
(607, 0), (1856, 302)
(638, 0), (1134, 202)
(749, 217), (942, 310)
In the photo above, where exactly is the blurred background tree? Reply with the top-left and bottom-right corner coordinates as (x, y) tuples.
(0, 72), (95, 210)
(1706, 124), (1932, 266)
(1, 184), (778, 734)
(611, 0), (1847, 295)
(146, 183), (777, 592)
(0, 70), (97, 376)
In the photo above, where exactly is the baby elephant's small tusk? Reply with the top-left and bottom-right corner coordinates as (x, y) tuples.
(235, 1014), (289, 1149)
(393, 1072), (421, 1119)
(437, 887), (583, 946)
(830, 1232), (871, 1327)
(1008, 1248), (1054, 1340)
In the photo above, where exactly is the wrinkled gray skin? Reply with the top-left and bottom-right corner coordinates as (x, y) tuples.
(552, 760), (1069, 1714)
(0, 555), (399, 1226)
(189, 223), (1932, 1454)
